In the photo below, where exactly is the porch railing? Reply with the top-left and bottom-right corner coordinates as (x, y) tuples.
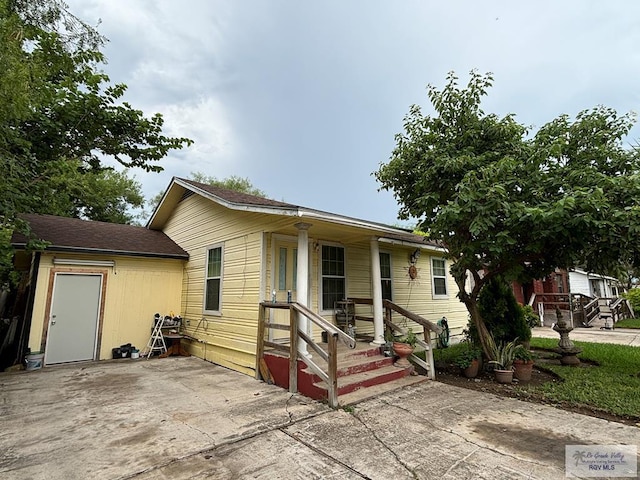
(383, 299), (442, 380)
(256, 301), (355, 408)
(346, 297), (442, 380)
(528, 293), (633, 326)
(610, 297), (634, 323)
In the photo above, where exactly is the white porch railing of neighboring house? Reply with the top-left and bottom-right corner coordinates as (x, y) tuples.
(528, 293), (634, 327)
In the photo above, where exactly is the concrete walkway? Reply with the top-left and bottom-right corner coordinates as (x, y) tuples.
(532, 326), (640, 347)
(1, 357), (638, 479)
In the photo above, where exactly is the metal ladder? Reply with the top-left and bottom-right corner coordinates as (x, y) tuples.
(144, 314), (167, 358)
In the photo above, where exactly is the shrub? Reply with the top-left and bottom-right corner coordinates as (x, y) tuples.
(467, 277), (531, 346)
(522, 305), (540, 329)
(622, 289), (640, 314)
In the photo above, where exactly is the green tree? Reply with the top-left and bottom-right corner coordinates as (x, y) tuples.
(375, 71), (640, 358)
(0, 0), (192, 284)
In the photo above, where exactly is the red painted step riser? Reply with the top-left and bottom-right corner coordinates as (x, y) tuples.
(343, 348), (385, 360)
(262, 352), (411, 402)
(302, 357), (395, 379)
(335, 369), (411, 396)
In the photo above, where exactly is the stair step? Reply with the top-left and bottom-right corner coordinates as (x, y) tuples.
(313, 364), (413, 396)
(338, 375), (428, 406)
(303, 353), (395, 379)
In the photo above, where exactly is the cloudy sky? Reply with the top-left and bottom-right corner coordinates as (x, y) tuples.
(66, 0), (640, 226)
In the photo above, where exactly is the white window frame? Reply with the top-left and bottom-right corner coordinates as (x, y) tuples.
(431, 257), (448, 298)
(319, 242), (346, 313)
(203, 243), (224, 315)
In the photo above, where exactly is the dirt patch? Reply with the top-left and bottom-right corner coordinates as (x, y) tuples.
(434, 349), (639, 427)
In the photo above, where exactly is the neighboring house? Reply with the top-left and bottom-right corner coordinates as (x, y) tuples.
(9, 178), (468, 382)
(511, 267), (627, 327)
(567, 268), (622, 298)
(10, 215), (187, 366)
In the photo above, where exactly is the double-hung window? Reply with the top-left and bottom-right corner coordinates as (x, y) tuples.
(380, 252), (392, 300)
(321, 245), (345, 310)
(204, 244), (223, 313)
(431, 257), (448, 297)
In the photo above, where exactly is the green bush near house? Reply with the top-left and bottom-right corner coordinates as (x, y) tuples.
(522, 305), (540, 329)
(466, 277), (531, 346)
(622, 289), (640, 314)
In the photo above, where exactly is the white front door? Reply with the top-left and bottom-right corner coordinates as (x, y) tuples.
(45, 273), (102, 364)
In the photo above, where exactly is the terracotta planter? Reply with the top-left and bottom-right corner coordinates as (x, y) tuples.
(462, 358), (480, 378)
(392, 342), (414, 368)
(494, 369), (513, 384)
(513, 359), (534, 382)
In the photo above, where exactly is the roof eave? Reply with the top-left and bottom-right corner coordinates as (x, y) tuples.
(11, 243), (188, 261)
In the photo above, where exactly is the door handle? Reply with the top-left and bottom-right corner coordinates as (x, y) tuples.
(51, 314), (56, 325)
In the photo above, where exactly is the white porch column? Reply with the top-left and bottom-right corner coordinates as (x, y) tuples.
(370, 237), (385, 345)
(295, 222), (312, 357)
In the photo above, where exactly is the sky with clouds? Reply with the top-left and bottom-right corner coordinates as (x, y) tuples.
(65, 0), (640, 227)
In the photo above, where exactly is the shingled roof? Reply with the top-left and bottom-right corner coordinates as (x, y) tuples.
(179, 178), (298, 209)
(12, 214), (188, 260)
(173, 178), (441, 250)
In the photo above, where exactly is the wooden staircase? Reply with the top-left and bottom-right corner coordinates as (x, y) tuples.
(262, 342), (426, 406)
(257, 300), (439, 408)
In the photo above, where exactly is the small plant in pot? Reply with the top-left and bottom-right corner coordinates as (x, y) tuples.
(487, 335), (518, 384)
(454, 345), (482, 378)
(392, 328), (417, 368)
(513, 346), (535, 382)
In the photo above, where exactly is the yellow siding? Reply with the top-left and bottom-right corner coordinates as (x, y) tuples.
(388, 252), (468, 339)
(161, 193), (469, 376)
(162, 194), (272, 375)
(29, 253), (184, 360)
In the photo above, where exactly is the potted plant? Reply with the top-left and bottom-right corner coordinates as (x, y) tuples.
(454, 345), (482, 378)
(392, 328), (417, 368)
(513, 346), (535, 382)
(487, 336), (518, 384)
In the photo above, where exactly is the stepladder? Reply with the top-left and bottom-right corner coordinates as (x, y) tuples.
(144, 314), (167, 358)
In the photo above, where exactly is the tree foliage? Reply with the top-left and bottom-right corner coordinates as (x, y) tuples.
(0, 0), (192, 284)
(375, 71), (640, 358)
(472, 277), (530, 347)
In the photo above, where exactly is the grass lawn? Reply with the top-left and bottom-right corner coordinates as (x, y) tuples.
(433, 339), (640, 420)
(614, 318), (640, 329)
(526, 338), (640, 418)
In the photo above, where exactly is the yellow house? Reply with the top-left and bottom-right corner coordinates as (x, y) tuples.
(149, 178), (468, 383)
(9, 179), (468, 403)
(10, 215), (187, 365)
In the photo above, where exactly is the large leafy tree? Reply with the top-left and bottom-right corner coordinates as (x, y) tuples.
(0, 0), (192, 284)
(375, 71), (640, 358)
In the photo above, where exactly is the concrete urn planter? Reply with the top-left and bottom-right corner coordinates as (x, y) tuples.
(392, 342), (414, 368)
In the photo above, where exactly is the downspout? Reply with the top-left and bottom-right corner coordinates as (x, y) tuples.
(15, 251), (41, 365)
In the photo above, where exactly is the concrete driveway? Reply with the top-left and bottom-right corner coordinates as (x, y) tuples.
(533, 326), (640, 347)
(1, 357), (638, 479)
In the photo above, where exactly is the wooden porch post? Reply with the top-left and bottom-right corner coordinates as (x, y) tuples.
(295, 222), (312, 357)
(289, 306), (298, 394)
(370, 237), (385, 345)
